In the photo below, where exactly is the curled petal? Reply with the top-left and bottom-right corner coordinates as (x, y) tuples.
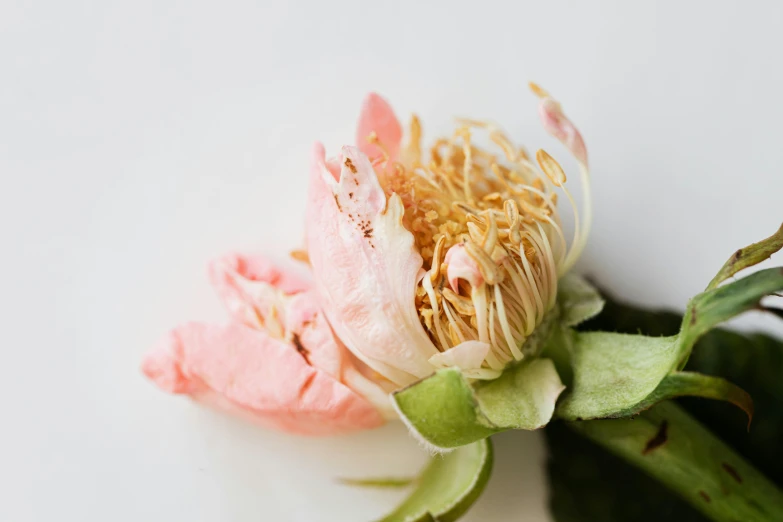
(539, 97), (588, 166)
(445, 243), (485, 291)
(142, 322), (385, 435)
(356, 93), (403, 163)
(208, 253), (309, 330)
(284, 291), (344, 380)
(429, 341), (490, 371)
(306, 143), (438, 386)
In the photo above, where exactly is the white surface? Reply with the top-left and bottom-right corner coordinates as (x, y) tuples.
(3, 1), (783, 521)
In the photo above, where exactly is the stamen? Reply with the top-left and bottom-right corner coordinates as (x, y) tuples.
(367, 131), (390, 167)
(528, 82), (550, 99)
(536, 149), (567, 187)
(289, 249), (310, 265)
(494, 284), (523, 360)
(443, 288), (476, 316)
(408, 115), (422, 165)
(390, 93), (590, 376)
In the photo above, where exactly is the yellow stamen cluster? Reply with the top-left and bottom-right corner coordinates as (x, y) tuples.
(369, 113), (587, 376)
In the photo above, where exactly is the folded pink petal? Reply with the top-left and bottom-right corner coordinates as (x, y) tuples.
(428, 341), (490, 371)
(355, 93), (403, 163)
(306, 143), (438, 387)
(142, 322), (385, 435)
(208, 253), (309, 328)
(445, 243), (485, 291)
(285, 291), (344, 380)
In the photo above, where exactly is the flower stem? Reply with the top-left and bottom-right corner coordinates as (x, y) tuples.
(568, 401), (783, 522)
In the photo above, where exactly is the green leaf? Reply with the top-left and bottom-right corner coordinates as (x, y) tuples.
(546, 294), (783, 522)
(707, 222), (783, 290)
(557, 251), (783, 421)
(557, 273), (605, 327)
(393, 359), (564, 451)
(377, 439), (493, 522)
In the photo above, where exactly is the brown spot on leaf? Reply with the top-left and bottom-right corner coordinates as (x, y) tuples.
(699, 491), (711, 503)
(722, 463), (743, 483)
(689, 307), (698, 326)
(344, 157), (357, 173)
(642, 420), (669, 455)
(291, 334), (310, 365)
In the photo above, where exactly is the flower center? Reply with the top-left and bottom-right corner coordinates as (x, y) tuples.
(368, 110), (588, 376)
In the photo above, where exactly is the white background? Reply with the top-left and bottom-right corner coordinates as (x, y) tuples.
(3, 1), (783, 521)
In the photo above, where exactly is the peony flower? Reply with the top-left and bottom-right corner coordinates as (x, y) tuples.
(305, 84), (590, 388)
(143, 85), (590, 437)
(142, 252), (390, 435)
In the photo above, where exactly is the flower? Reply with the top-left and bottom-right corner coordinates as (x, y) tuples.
(143, 86), (590, 436)
(142, 253), (389, 435)
(305, 85), (590, 387)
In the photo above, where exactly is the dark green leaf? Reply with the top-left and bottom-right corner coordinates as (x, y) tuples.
(546, 293), (783, 522)
(568, 402), (783, 522)
(557, 266), (783, 421)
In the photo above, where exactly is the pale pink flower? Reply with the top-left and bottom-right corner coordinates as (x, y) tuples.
(305, 88), (591, 387)
(142, 253), (387, 435)
(143, 88), (589, 435)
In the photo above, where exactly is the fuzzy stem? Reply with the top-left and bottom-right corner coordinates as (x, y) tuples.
(568, 401), (783, 522)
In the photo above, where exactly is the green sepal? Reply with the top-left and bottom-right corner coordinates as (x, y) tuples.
(597, 371), (754, 426)
(338, 476), (415, 489)
(393, 359), (564, 451)
(547, 293), (783, 522)
(678, 267), (783, 367)
(557, 273), (605, 327)
(393, 368), (499, 450)
(377, 438), (493, 522)
(557, 225), (783, 421)
(555, 331), (679, 420)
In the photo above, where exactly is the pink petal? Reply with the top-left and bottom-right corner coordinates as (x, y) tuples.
(355, 93), (403, 163)
(142, 322), (385, 435)
(539, 97), (588, 166)
(428, 341), (490, 371)
(208, 253), (309, 329)
(305, 143), (438, 386)
(445, 243), (484, 291)
(284, 291), (344, 380)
